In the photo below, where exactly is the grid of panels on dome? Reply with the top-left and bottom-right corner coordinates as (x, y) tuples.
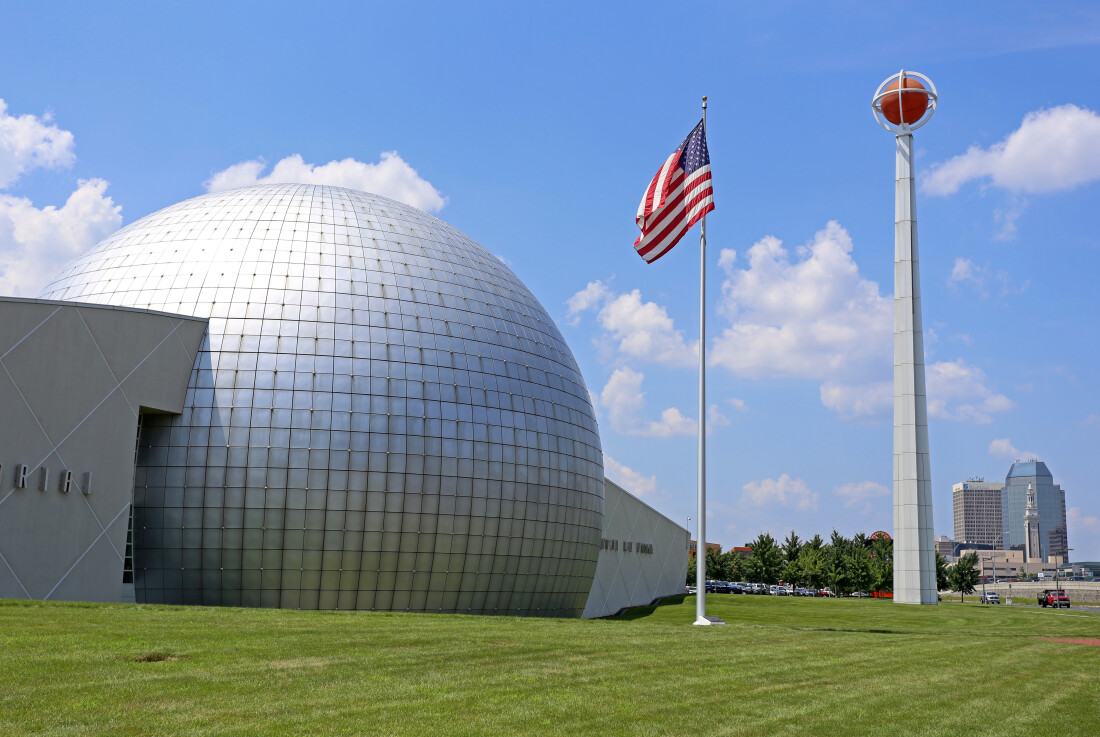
(40, 183), (604, 616)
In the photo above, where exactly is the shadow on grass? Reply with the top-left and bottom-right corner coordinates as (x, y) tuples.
(609, 594), (688, 621)
(796, 627), (905, 635)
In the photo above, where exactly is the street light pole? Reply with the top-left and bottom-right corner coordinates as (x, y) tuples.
(1058, 548), (1074, 590)
(687, 517), (692, 553)
(992, 532), (1004, 592)
(981, 554), (986, 600)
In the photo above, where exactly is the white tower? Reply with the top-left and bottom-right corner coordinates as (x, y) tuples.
(1024, 482), (1042, 562)
(873, 71), (939, 605)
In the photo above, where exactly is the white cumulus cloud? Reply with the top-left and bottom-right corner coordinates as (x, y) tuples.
(0, 180), (122, 295)
(0, 100), (121, 297)
(835, 481), (890, 515)
(565, 279), (611, 325)
(566, 282), (697, 367)
(946, 257), (1029, 297)
(205, 152), (447, 212)
(926, 360), (1013, 424)
(0, 99), (75, 188)
(988, 438), (1038, 460)
(741, 474), (818, 512)
(820, 381), (892, 421)
(1067, 506), (1100, 534)
(712, 221), (891, 380)
(599, 366), (723, 437)
(712, 221), (897, 421)
(603, 453), (658, 497)
(923, 104), (1100, 195)
(948, 257), (982, 289)
(575, 221), (1016, 426)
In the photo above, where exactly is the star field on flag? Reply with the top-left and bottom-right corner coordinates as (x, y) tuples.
(633, 119), (714, 263)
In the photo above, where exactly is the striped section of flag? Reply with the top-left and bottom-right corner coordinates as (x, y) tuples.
(633, 119), (714, 264)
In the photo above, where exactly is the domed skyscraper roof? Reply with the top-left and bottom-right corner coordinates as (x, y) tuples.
(41, 183), (603, 616)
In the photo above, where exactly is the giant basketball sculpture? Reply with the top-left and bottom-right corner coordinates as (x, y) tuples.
(41, 184), (604, 616)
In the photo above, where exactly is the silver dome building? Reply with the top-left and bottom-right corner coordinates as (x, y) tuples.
(39, 183), (604, 616)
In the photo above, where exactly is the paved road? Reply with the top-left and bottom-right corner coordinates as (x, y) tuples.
(990, 603), (1100, 613)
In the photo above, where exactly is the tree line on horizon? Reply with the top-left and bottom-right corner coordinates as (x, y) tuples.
(688, 530), (981, 597)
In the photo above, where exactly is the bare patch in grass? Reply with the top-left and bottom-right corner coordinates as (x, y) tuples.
(131, 652), (186, 663)
(1042, 638), (1100, 647)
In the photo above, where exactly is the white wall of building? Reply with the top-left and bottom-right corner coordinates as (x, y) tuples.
(0, 298), (206, 603)
(582, 479), (689, 618)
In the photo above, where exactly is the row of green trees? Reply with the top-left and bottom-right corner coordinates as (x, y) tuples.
(689, 531), (984, 599)
(688, 531), (894, 595)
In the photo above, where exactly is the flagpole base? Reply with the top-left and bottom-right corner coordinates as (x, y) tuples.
(693, 616), (726, 626)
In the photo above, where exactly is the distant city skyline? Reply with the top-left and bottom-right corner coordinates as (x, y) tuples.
(0, 3), (1097, 558)
(953, 460), (1070, 564)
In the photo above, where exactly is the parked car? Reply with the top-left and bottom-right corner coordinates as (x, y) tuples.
(1039, 590), (1070, 608)
(816, 588), (834, 597)
(685, 585), (697, 595)
(979, 592), (1001, 604)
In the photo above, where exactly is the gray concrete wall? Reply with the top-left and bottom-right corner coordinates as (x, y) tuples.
(0, 297), (206, 603)
(583, 479), (689, 618)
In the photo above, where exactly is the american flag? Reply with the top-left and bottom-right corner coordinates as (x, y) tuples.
(633, 119), (714, 264)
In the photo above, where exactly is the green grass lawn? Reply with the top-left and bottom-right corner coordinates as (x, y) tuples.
(2, 595), (1097, 736)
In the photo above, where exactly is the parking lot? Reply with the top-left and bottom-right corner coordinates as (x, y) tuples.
(687, 582), (855, 597)
(686, 582), (1100, 610)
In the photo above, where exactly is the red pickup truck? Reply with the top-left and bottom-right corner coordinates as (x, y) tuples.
(1038, 590), (1070, 608)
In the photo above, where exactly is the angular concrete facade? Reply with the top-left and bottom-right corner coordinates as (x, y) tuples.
(0, 297), (207, 602)
(582, 479), (688, 618)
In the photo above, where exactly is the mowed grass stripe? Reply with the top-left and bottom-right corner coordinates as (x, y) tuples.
(1, 596), (1097, 736)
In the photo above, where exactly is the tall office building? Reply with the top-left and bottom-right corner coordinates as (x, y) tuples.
(952, 479), (1004, 546)
(1002, 461), (1067, 562)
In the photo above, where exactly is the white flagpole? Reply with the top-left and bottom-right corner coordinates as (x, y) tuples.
(694, 96), (721, 626)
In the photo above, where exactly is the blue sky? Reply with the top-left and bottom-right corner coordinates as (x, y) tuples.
(2, 2), (1099, 558)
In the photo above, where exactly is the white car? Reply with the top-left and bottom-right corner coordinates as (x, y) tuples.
(979, 592), (1001, 604)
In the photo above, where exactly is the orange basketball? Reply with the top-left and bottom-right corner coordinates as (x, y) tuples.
(880, 77), (929, 125)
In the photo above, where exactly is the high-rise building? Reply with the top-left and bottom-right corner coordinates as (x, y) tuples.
(1002, 461), (1067, 562)
(952, 479), (1004, 546)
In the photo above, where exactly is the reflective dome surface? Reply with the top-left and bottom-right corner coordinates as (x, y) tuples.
(41, 183), (603, 616)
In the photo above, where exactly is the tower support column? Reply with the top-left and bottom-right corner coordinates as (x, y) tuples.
(893, 131), (937, 604)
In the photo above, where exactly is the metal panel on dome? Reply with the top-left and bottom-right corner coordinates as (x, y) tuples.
(40, 184), (604, 616)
